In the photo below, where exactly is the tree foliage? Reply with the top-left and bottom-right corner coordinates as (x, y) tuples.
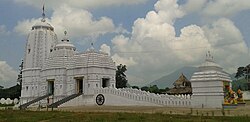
(131, 86), (139, 89)
(116, 64), (128, 88)
(235, 67), (245, 79)
(140, 85), (169, 94)
(235, 64), (250, 90)
(0, 84), (21, 99)
(17, 60), (23, 87)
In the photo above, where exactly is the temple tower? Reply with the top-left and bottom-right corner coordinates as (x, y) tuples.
(21, 6), (58, 102)
(23, 6), (58, 69)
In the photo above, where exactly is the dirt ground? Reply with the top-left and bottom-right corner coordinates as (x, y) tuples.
(47, 104), (250, 117)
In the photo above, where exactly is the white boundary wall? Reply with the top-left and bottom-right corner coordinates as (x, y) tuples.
(242, 91), (250, 100)
(93, 88), (192, 107)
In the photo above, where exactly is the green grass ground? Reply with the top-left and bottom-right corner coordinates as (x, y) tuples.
(0, 110), (250, 122)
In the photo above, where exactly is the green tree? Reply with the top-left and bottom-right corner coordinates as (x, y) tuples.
(17, 60), (23, 87)
(141, 86), (149, 91)
(131, 86), (139, 89)
(235, 67), (245, 79)
(149, 85), (160, 93)
(165, 87), (170, 91)
(116, 64), (128, 88)
(235, 65), (250, 90)
(0, 85), (3, 89)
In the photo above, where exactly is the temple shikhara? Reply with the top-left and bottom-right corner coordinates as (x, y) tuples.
(167, 74), (192, 95)
(20, 7), (245, 109)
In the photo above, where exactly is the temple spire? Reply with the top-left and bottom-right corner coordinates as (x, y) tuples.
(206, 51), (214, 62)
(64, 31), (67, 36)
(41, 4), (46, 22)
(90, 42), (95, 50)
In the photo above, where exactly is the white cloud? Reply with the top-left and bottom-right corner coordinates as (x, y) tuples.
(111, 54), (137, 67)
(14, 4), (117, 43)
(14, 0), (148, 9)
(100, 44), (111, 55)
(202, 18), (250, 73)
(183, 0), (250, 17)
(12, 0), (250, 87)
(51, 4), (115, 39)
(0, 61), (18, 88)
(110, 0), (250, 86)
(182, 0), (207, 13)
(14, 19), (38, 35)
(0, 25), (10, 36)
(203, 0), (250, 17)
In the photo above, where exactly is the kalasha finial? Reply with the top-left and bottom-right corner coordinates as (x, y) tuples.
(41, 4), (46, 22)
(206, 51), (214, 61)
(64, 31), (67, 36)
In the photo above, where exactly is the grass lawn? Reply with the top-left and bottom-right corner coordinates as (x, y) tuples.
(0, 110), (250, 122)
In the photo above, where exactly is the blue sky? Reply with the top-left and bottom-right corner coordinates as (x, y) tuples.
(1, 0), (250, 88)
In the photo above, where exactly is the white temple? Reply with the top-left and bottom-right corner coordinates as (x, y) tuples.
(190, 51), (232, 108)
(20, 7), (232, 109)
(20, 9), (116, 108)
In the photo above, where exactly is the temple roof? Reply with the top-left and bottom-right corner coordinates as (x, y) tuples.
(190, 51), (231, 82)
(74, 48), (115, 69)
(32, 4), (54, 30)
(55, 31), (76, 50)
(199, 51), (222, 71)
(167, 74), (192, 95)
(44, 41), (115, 70)
(32, 21), (54, 29)
(173, 73), (190, 87)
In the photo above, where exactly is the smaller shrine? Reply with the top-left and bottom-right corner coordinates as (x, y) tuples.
(167, 74), (192, 95)
(190, 51), (232, 108)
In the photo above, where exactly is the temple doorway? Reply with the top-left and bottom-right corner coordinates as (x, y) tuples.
(76, 78), (83, 93)
(102, 78), (110, 88)
(47, 80), (54, 95)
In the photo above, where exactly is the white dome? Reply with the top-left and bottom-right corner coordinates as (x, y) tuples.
(32, 20), (54, 30)
(191, 51), (231, 82)
(75, 49), (115, 69)
(200, 60), (221, 67)
(55, 31), (76, 50)
(199, 52), (222, 71)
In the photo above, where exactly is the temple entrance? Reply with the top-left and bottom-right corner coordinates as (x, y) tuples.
(75, 78), (83, 94)
(47, 80), (54, 95)
(102, 78), (110, 88)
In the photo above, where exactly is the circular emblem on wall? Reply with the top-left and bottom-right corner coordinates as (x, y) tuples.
(96, 94), (105, 105)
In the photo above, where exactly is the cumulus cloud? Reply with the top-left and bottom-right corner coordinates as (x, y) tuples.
(0, 61), (18, 88)
(182, 0), (207, 13)
(14, 0), (148, 9)
(12, 0), (250, 86)
(14, 19), (38, 35)
(14, 4), (119, 43)
(202, 18), (250, 73)
(100, 44), (111, 55)
(112, 54), (137, 67)
(183, 0), (250, 17)
(110, 0), (250, 85)
(0, 25), (10, 36)
(203, 0), (250, 17)
(51, 4), (115, 39)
